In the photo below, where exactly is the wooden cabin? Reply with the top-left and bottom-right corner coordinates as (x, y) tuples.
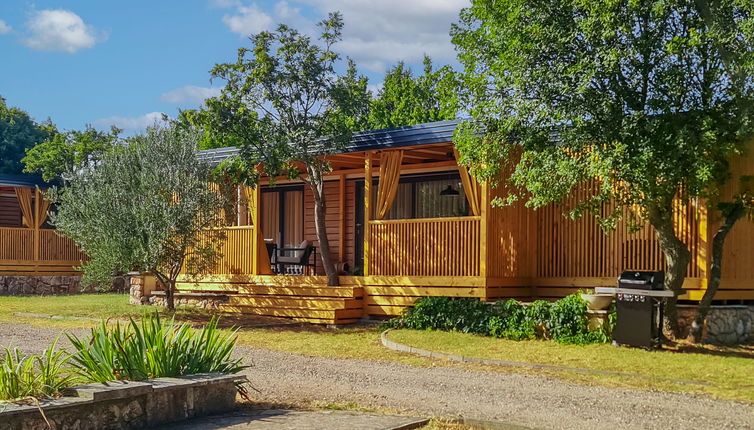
(0, 174), (84, 276)
(173, 120), (754, 325)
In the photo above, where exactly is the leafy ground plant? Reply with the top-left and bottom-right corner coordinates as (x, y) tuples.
(0, 337), (78, 401)
(388, 295), (611, 345)
(67, 313), (246, 383)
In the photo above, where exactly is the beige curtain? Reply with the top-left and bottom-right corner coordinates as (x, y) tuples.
(375, 150), (403, 220)
(34, 189), (52, 228)
(454, 149), (482, 216)
(261, 192), (280, 243)
(14, 187), (34, 228)
(283, 191), (304, 247)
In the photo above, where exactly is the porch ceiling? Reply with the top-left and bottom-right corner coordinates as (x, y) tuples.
(326, 141), (456, 173)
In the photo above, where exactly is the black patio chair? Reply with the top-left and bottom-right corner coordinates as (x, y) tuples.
(275, 240), (317, 275)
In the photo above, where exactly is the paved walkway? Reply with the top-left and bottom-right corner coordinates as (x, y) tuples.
(155, 410), (428, 430)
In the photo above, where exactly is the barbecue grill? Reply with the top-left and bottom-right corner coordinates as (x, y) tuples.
(595, 271), (674, 349)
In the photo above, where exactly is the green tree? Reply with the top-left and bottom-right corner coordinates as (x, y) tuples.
(196, 13), (370, 285)
(51, 127), (228, 310)
(23, 126), (122, 183)
(452, 0), (754, 336)
(0, 96), (52, 175)
(369, 56), (460, 129)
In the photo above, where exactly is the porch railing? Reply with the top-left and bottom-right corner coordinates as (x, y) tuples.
(367, 216), (481, 277)
(0, 227), (85, 264)
(192, 226), (257, 274)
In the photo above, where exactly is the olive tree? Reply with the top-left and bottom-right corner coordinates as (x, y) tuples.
(51, 127), (228, 310)
(191, 13), (369, 286)
(452, 0), (754, 337)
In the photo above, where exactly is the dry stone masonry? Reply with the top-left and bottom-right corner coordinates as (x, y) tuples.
(0, 275), (82, 295)
(677, 305), (754, 344)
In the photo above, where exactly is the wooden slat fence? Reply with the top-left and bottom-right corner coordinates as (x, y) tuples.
(187, 226), (257, 274)
(535, 183), (704, 279)
(0, 227), (34, 261)
(367, 216), (481, 277)
(38, 229), (88, 261)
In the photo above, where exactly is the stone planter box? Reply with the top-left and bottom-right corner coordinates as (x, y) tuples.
(0, 373), (246, 430)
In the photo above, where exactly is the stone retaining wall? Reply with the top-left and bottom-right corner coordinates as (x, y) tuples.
(0, 373), (244, 430)
(0, 275), (83, 295)
(677, 305), (754, 344)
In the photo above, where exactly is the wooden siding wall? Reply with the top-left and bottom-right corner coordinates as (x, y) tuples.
(303, 179), (356, 273)
(708, 147), (754, 299)
(0, 193), (22, 227)
(367, 217), (481, 277)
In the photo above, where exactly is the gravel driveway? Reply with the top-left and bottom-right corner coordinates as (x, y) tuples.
(2, 322), (752, 430)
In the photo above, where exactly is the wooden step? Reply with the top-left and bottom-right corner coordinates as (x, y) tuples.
(219, 305), (363, 322)
(227, 295), (362, 310)
(177, 283), (363, 298)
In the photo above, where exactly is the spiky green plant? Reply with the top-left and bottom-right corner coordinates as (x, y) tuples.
(67, 313), (246, 383)
(0, 337), (78, 401)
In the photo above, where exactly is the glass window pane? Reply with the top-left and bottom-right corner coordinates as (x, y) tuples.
(416, 179), (467, 218)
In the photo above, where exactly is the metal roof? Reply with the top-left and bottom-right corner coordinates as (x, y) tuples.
(197, 119), (462, 164)
(0, 173), (50, 188)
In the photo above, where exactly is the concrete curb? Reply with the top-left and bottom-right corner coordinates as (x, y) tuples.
(380, 329), (711, 386)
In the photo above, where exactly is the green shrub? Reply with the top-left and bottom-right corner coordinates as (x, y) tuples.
(388, 294), (612, 345)
(0, 337), (78, 401)
(67, 313), (247, 383)
(386, 297), (491, 334)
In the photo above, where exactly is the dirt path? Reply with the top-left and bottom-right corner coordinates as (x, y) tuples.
(1, 322), (751, 429)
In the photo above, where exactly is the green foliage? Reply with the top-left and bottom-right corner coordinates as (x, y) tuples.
(0, 96), (53, 175)
(386, 297), (491, 334)
(189, 12), (372, 281)
(23, 125), (121, 182)
(66, 313), (246, 383)
(388, 295), (611, 345)
(0, 337), (78, 401)
(452, 1), (754, 331)
(50, 126), (228, 308)
(200, 12), (369, 176)
(368, 56), (460, 130)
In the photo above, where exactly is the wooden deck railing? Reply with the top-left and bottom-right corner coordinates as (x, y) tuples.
(190, 226), (257, 274)
(0, 227), (35, 261)
(0, 227), (85, 268)
(367, 216), (481, 277)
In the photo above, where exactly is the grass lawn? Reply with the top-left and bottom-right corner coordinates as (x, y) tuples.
(0, 294), (752, 403)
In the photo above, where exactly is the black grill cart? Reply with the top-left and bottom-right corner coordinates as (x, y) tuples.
(595, 271), (675, 349)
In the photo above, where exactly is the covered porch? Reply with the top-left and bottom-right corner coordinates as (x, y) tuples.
(0, 176), (86, 276)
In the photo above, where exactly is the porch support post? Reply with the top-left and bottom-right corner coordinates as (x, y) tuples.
(33, 188), (40, 263)
(250, 185), (261, 275)
(339, 174), (346, 264)
(363, 154), (372, 276)
(480, 182), (489, 300)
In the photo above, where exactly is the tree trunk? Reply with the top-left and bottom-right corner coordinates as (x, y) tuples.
(646, 199), (691, 339)
(154, 272), (175, 311)
(307, 167), (340, 286)
(690, 206), (745, 342)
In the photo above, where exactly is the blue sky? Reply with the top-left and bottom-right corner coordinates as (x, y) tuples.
(0, 0), (465, 134)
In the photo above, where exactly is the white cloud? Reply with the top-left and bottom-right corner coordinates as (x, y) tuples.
(160, 86), (222, 105)
(304, 0), (466, 71)
(222, 3), (273, 36)
(210, 0), (241, 7)
(23, 9), (105, 53)
(0, 20), (11, 34)
(217, 1), (465, 72)
(92, 112), (169, 134)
